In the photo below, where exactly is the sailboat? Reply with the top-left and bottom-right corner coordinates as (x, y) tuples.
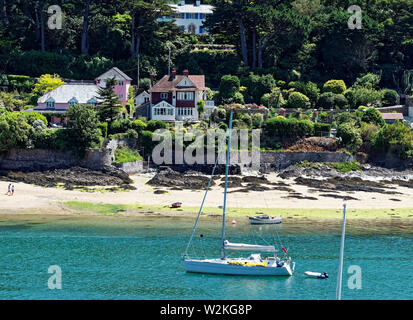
(183, 111), (295, 276)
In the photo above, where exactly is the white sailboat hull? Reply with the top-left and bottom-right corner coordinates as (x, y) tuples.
(184, 258), (294, 276)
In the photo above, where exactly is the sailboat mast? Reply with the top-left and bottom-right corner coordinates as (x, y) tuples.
(221, 111), (234, 260)
(336, 203), (347, 300)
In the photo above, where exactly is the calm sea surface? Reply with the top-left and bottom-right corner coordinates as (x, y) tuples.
(0, 214), (412, 300)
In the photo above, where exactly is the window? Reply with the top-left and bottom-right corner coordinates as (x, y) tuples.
(194, 13), (199, 19)
(199, 26), (203, 34)
(118, 81), (124, 86)
(199, 13), (204, 19)
(154, 107), (173, 116)
(87, 98), (97, 106)
(144, 97), (149, 103)
(180, 25), (185, 32)
(46, 100), (55, 109)
(160, 92), (168, 100)
(119, 94), (123, 99)
(68, 98), (78, 107)
(177, 92), (194, 101)
(181, 13), (185, 19)
(185, 13), (190, 19)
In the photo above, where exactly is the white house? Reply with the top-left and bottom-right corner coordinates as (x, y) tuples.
(159, 0), (214, 35)
(134, 90), (150, 107)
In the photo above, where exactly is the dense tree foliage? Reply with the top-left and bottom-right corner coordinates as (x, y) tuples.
(1, 0), (413, 90)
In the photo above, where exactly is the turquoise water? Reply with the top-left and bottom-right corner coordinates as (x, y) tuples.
(0, 215), (412, 300)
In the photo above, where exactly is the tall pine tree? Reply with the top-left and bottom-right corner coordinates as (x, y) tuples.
(97, 77), (123, 125)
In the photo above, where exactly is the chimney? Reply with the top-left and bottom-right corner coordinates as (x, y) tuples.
(180, 0), (185, 6)
(195, 0), (201, 6)
(183, 69), (189, 76)
(171, 68), (177, 80)
(150, 74), (154, 88)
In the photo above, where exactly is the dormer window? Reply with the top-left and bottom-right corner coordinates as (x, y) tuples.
(118, 80), (124, 86)
(46, 98), (55, 109)
(87, 98), (97, 106)
(68, 97), (78, 107)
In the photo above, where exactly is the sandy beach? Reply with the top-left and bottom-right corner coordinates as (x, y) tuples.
(1, 172), (412, 219)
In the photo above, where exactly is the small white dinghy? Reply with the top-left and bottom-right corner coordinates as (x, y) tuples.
(248, 215), (282, 225)
(304, 271), (329, 279)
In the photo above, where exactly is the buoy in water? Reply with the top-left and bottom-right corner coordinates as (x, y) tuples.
(231, 220), (237, 225)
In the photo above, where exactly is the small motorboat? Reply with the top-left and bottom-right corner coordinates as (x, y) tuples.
(171, 202), (182, 208)
(304, 271), (329, 279)
(248, 214), (282, 225)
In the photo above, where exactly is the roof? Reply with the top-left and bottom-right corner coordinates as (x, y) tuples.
(381, 113), (404, 120)
(96, 67), (132, 81)
(37, 84), (100, 104)
(169, 4), (214, 14)
(150, 74), (206, 93)
(135, 91), (149, 99)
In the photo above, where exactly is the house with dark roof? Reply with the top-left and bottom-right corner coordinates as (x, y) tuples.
(32, 67), (132, 124)
(146, 68), (214, 121)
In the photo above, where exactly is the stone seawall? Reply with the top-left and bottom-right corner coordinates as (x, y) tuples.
(113, 160), (144, 174)
(0, 148), (112, 171)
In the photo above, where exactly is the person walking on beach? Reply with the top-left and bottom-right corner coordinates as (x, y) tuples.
(11, 185), (14, 196)
(6, 183), (11, 195)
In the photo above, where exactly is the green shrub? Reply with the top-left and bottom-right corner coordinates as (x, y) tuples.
(243, 73), (276, 103)
(381, 89), (399, 106)
(323, 80), (347, 94)
(114, 146), (142, 163)
(0, 111), (31, 152)
(318, 111), (329, 121)
(238, 113), (252, 127)
(141, 130), (156, 155)
(32, 128), (71, 150)
(265, 117), (314, 139)
(233, 91), (245, 104)
(146, 120), (167, 132)
(99, 122), (108, 138)
(353, 73), (381, 89)
(110, 119), (132, 134)
(252, 113), (264, 128)
(314, 122), (331, 136)
(131, 119), (147, 133)
(334, 94), (349, 109)
(288, 81), (320, 105)
(260, 88), (284, 108)
(287, 92), (310, 108)
(317, 92), (336, 109)
(344, 87), (383, 108)
(219, 75), (240, 100)
(334, 112), (359, 126)
(327, 161), (362, 172)
(337, 122), (362, 154)
(360, 108), (385, 127)
(360, 122), (379, 152)
(24, 112), (48, 126)
(373, 121), (413, 159)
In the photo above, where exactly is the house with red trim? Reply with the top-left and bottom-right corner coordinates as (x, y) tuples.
(146, 68), (214, 121)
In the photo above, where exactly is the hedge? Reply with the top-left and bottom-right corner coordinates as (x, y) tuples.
(314, 123), (332, 136)
(265, 117), (314, 139)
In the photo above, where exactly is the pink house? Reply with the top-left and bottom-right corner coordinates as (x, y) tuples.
(32, 67), (132, 124)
